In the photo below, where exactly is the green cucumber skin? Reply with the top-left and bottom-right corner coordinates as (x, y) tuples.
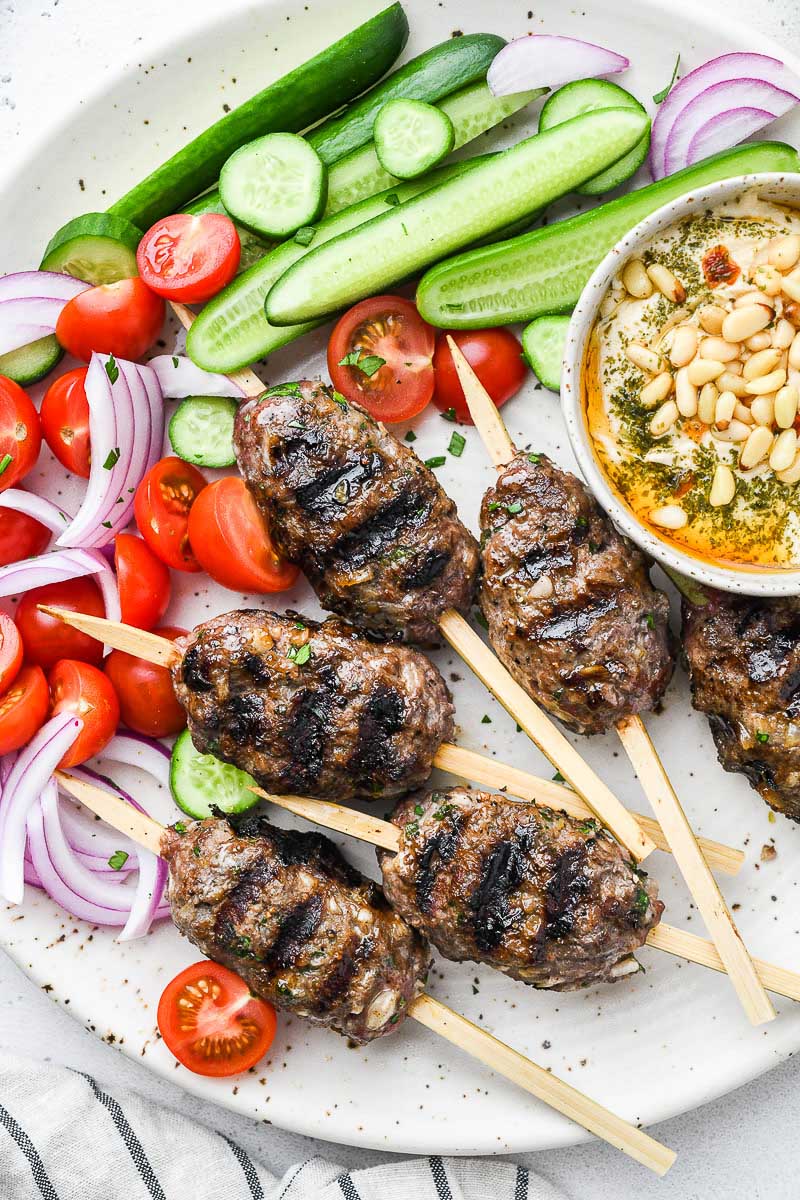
(374, 99), (455, 180)
(219, 133), (327, 239)
(107, 4), (408, 229)
(184, 191), (271, 272)
(416, 141), (800, 329)
(522, 315), (570, 391)
(539, 80), (648, 197)
(307, 33), (505, 166)
(266, 107), (650, 326)
(0, 335), (62, 385)
(170, 729), (259, 820)
(187, 161), (474, 373)
(40, 211), (143, 283)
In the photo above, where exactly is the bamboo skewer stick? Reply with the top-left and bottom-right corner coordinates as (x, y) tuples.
(37, 607), (744, 876)
(446, 335), (776, 1026)
(168, 301), (654, 863)
(54, 770), (674, 1174)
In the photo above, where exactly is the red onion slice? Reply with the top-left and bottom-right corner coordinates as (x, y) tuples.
(0, 296), (75, 355)
(0, 490), (71, 541)
(686, 107), (779, 167)
(487, 35), (629, 97)
(0, 546), (112, 599)
(0, 271), (89, 302)
(149, 354), (246, 399)
(650, 52), (800, 178)
(138, 363), (166, 465)
(39, 782), (133, 911)
(99, 731), (172, 790)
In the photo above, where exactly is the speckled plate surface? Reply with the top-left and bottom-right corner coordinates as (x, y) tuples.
(3, 0), (800, 1158)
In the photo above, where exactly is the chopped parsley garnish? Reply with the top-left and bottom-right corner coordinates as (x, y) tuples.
(633, 886), (651, 915)
(294, 226), (315, 246)
(174, 822), (186, 834)
(101, 520), (112, 529)
(384, 193), (400, 207)
(192, 843), (202, 857)
(0, 453), (12, 477)
(404, 429), (417, 442)
(576, 515), (587, 527)
(448, 431), (466, 458)
(440, 407), (457, 422)
(414, 804), (424, 817)
(481, 714), (491, 724)
(474, 609), (489, 630)
(405, 821), (419, 837)
(287, 643), (311, 666)
(276, 982), (293, 997)
(644, 612), (655, 629)
(434, 803), (456, 820)
(107, 850), (129, 871)
(103, 448), (120, 470)
(104, 354), (119, 384)
(338, 350), (386, 378)
(653, 54), (680, 104)
(293, 619), (306, 630)
(425, 455), (446, 469)
(171, 356), (180, 368)
(488, 499), (522, 515)
(527, 452), (541, 464)
(331, 391), (348, 409)
(266, 382), (303, 397)
(756, 731), (770, 744)
(552, 771), (566, 783)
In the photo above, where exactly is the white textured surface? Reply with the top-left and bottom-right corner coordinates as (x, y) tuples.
(1, 0), (799, 1194)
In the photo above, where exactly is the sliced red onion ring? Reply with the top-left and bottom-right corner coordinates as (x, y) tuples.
(39, 782), (133, 911)
(663, 78), (799, 175)
(686, 107), (779, 167)
(650, 52), (800, 178)
(0, 297), (73, 356)
(0, 271), (89, 302)
(0, 490), (71, 542)
(99, 731), (172, 790)
(0, 546), (112, 599)
(0, 713), (82, 904)
(148, 355), (246, 400)
(138, 363), (166, 464)
(487, 35), (629, 96)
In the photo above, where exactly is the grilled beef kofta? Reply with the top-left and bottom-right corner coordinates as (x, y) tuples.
(171, 610), (454, 803)
(479, 452), (676, 735)
(163, 815), (430, 1043)
(380, 787), (662, 990)
(233, 380), (480, 644)
(682, 591), (800, 822)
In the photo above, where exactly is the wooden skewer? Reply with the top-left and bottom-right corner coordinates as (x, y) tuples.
(54, 769), (674, 1174)
(169, 300), (654, 863)
(247, 781), (800, 1005)
(38, 607), (744, 877)
(446, 335), (776, 1027)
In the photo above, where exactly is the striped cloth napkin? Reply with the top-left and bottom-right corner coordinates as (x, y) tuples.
(0, 1055), (568, 1200)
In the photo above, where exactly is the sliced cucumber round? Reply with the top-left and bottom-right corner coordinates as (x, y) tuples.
(522, 315), (570, 392)
(170, 729), (260, 821)
(538, 80), (649, 197)
(0, 335), (63, 385)
(168, 395), (238, 468)
(220, 132), (327, 239)
(40, 212), (142, 284)
(374, 98), (455, 180)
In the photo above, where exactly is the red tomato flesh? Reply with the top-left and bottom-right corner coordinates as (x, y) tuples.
(40, 367), (91, 478)
(55, 278), (165, 363)
(0, 613), (23, 695)
(49, 658), (120, 768)
(327, 295), (435, 423)
(187, 476), (299, 595)
(0, 664), (49, 755)
(15, 576), (106, 670)
(0, 507), (50, 567)
(137, 213), (241, 303)
(114, 532), (171, 631)
(158, 961), (277, 1078)
(134, 456), (207, 573)
(105, 625), (186, 738)
(0, 376), (42, 491)
(432, 328), (527, 424)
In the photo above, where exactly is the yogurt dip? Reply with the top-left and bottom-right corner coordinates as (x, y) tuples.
(585, 189), (800, 570)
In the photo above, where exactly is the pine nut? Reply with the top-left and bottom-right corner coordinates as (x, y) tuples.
(784, 300), (800, 327)
(647, 262), (686, 303)
(773, 318), (796, 350)
(649, 504), (687, 529)
(740, 426), (774, 468)
(722, 305), (772, 342)
(639, 372), (673, 408)
(750, 395), (775, 426)
(743, 348), (782, 380)
(531, 574), (554, 598)
(715, 390), (737, 427)
(782, 270), (800, 304)
(734, 290), (775, 310)
(709, 463), (736, 507)
(777, 449), (800, 484)
(724, 360), (743, 375)
(713, 419), (751, 443)
(775, 384), (799, 429)
(746, 331), (772, 352)
(745, 368), (786, 395)
(674, 368), (698, 416)
(789, 332), (800, 370)
(699, 336), (739, 362)
(697, 383), (718, 424)
(669, 326), (698, 367)
(769, 428), (798, 472)
(733, 402), (754, 424)
(650, 399), (679, 436)
(716, 371), (750, 397)
(687, 358), (724, 385)
(698, 304), (727, 334)
(626, 341), (663, 373)
(621, 258), (653, 298)
(753, 264), (783, 296)
(768, 233), (800, 272)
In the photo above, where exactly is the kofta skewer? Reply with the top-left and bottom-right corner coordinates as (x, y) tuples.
(447, 336), (774, 1026)
(53, 769), (674, 1174)
(39, 607), (743, 874)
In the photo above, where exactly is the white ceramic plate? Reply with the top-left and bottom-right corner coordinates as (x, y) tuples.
(3, 0), (800, 1158)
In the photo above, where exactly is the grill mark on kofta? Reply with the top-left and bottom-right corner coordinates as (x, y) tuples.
(544, 846), (589, 939)
(415, 814), (465, 914)
(315, 933), (375, 1011)
(402, 549), (451, 590)
(349, 685), (405, 781)
(214, 857), (276, 952)
(536, 597), (617, 642)
(470, 837), (526, 952)
(518, 546), (574, 582)
(181, 645), (214, 693)
(325, 488), (432, 572)
(294, 452), (384, 520)
(227, 692), (267, 744)
(284, 667), (337, 789)
(268, 895), (324, 969)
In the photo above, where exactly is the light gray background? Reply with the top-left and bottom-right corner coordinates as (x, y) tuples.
(1, 1), (799, 1197)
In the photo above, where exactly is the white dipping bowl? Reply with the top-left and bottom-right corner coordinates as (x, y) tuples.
(561, 170), (800, 597)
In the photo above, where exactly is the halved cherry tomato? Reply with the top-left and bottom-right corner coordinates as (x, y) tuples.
(0, 664), (49, 755)
(0, 507), (50, 566)
(49, 659), (120, 768)
(187, 476), (299, 595)
(15, 576), (105, 669)
(105, 625), (187, 738)
(40, 367), (91, 478)
(0, 613), (22, 695)
(137, 213), (241, 304)
(55, 278), (165, 363)
(0, 376), (42, 491)
(158, 961), (277, 1078)
(134, 456), (207, 573)
(114, 533), (171, 631)
(327, 295), (435, 423)
(432, 328), (527, 424)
